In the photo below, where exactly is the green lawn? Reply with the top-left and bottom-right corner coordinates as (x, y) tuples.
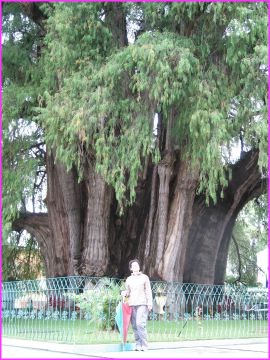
(2, 318), (268, 344)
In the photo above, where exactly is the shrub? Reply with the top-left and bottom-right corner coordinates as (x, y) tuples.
(68, 278), (123, 330)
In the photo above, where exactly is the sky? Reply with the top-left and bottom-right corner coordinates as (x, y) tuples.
(257, 248), (268, 287)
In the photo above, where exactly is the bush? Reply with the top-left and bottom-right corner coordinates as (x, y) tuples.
(68, 278), (123, 330)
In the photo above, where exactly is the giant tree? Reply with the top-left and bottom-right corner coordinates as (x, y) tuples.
(2, 2), (267, 283)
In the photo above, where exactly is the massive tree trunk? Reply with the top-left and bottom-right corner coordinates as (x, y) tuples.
(107, 149), (265, 284)
(45, 151), (114, 277)
(12, 151), (113, 278)
(144, 110), (198, 281)
(13, 148), (265, 283)
(132, 154), (199, 282)
(183, 150), (265, 284)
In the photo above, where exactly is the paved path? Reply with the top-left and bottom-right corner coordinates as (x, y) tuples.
(1, 337), (268, 359)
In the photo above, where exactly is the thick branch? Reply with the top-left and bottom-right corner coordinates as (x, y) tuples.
(12, 212), (51, 275)
(19, 2), (49, 31)
(12, 212), (50, 239)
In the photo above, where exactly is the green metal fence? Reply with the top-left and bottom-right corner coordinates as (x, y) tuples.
(2, 276), (268, 344)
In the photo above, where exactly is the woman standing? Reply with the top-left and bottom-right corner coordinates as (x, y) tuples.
(122, 259), (153, 351)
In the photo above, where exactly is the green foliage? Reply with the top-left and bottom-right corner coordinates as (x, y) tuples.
(2, 231), (44, 281)
(2, 109), (43, 232)
(226, 195), (268, 286)
(68, 278), (123, 330)
(40, 30), (200, 210)
(2, 4), (46, 229)
(42, 2), (113, 92)
(38, 2), (267, 211)
(2, 3), (40, 85)
(224, 3), (268, 172)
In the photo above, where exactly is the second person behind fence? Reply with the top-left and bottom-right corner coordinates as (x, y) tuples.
(122, 259), (153, 351)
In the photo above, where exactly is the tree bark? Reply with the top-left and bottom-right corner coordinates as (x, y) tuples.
(104, 3), (128, 48)
(56, 164), (83, 275)
(12, 146), (266, 284)
(156, 157), (173, 267)
(107, 161), (153, 277)
(158, 159), (199, 281)
(81, 164), (112, 276)
(183, 150), (266, 285)
(45, 151), (71, 277)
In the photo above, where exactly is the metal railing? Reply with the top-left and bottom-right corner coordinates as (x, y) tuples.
(2, 276), (268, 344)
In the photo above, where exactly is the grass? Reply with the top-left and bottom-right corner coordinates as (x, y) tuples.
(2, 318), (268, 345)
(148, 319), (268, 342)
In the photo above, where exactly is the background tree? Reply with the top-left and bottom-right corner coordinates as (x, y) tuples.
(226, 195), (268, 286)
(2, 2), (267, 283)
(2, 231), (44, 281)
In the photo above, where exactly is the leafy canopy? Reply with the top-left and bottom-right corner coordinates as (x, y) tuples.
(2, 3), (46, 233)
(3, 2), (268, 218)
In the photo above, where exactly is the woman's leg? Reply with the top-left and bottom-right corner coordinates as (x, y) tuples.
(130, 306), (141, 349)
(135, 305), (149, 349)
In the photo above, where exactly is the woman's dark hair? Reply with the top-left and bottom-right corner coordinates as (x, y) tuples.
(129, 259), (140, 270)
